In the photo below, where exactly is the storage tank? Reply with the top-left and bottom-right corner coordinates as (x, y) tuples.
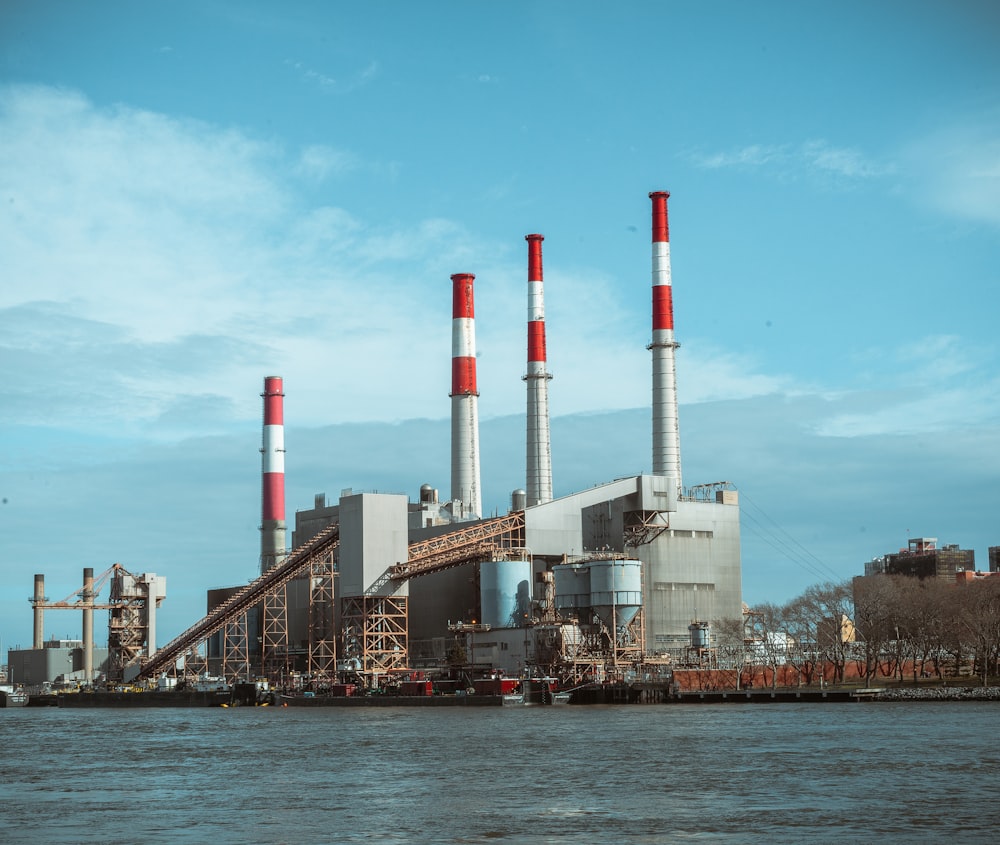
(589, 559), (643, 631)
(480, 558), (532, 629)
(689, 621), (710, 649)
(552, 564), (591, 617)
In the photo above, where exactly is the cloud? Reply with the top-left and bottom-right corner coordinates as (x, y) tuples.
(815, 334), (1000, 437)
(2, 83), (688, 437)
(690, 108), (1000, 227)
(284, 59), (379, 93)
(902, 113), (1000, 228)
(294, 145), (358, 181)
(689, 140), (890, 183)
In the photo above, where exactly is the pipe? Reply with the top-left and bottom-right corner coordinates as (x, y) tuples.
(260, 376), (287, 573)
(524, 234), (553, 506)
(648, 190), (682, 493)
(450, 273), (483, 518)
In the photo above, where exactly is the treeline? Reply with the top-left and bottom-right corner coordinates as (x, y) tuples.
(715, 575), (1000, 687)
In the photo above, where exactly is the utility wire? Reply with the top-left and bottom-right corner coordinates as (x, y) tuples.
(740, 491), (844, 584)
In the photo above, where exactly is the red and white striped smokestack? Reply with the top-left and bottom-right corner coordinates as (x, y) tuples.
(649, 190), (682, 492)
(524, 234), (553, 507)
(450, 273), (483, 518)
(260, 375), (287, 573)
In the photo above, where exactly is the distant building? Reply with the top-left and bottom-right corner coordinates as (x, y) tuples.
(955, 570), (1000, 584)
(817, 614), (856, 647)
(7, 638), (109, 687)
(872, 537), (975, 581)
(989, 546), (1000, 573)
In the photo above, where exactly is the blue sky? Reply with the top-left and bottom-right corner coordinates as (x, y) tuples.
(2, 1), (999, 650)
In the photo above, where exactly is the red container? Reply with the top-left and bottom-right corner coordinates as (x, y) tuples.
(473, 678), (520, 695)
(400, 680), (434, 696)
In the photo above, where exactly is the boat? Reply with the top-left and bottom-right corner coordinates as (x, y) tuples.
(0, 688), (28, 707)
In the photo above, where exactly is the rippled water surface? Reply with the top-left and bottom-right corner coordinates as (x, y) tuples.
(2, 702), (998, 843)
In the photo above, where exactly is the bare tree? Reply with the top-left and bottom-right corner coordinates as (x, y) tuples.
(852, 575), (900, 686)
(712, 616), (747, 689)
(957, 578), (1000, 686)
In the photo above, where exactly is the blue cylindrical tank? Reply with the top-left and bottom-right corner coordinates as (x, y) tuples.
(552, 564), (591, 617)
(480, 559), (532, 628)
(589, 560), (643, 631)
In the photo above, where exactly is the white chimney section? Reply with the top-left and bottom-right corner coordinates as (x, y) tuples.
(450, 273), (483, 518)
(524, 234), (553, 507)
(648, 190), (682, 495)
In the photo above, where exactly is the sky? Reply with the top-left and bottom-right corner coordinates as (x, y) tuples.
(2, 1), (999, 651)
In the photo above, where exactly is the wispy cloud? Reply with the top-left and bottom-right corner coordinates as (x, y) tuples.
(284, 59), (379, 93)
(689, 140), (890, 183)
(817, 334), (1000, 437)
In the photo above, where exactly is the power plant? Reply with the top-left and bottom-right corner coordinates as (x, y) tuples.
(11, 191), (743, 698)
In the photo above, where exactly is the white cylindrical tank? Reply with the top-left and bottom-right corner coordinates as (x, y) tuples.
(480, 559), (532, 629)
(552, 564), (591, 617)
(589, 560), (643, 631)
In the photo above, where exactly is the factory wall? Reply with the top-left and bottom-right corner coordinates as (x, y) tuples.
(639, 498), (742, 651)
(338, 492), (409, 598)
(408, 564), (478, 643)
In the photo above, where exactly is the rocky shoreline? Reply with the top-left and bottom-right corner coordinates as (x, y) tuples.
(868, 686), (1000, 701)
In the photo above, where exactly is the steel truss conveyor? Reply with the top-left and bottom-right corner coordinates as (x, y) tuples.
(135, 511), (526, 681)
(135, 523), (341, 680)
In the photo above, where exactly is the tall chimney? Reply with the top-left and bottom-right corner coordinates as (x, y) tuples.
(32, 573), (45, 649)
(82, 567), (94, 683)
(524, 234), (553, 507)
(260, 376), (287, 573)
(450, 273), (483, 518)
(649, 190), (682, 494)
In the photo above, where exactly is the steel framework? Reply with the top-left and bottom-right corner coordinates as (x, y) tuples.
(137, 512), (526, 684)
(341, 595), (408, 676)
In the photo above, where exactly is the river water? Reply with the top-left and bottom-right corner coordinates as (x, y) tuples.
(1, 702), (997, 844)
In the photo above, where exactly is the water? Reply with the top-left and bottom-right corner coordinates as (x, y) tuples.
(2, 703), (998, 844)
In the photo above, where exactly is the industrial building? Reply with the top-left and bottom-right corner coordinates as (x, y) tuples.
(174, 189), (741, 688)
(16, 191), (743, 690)
(7, 565), (161, 686)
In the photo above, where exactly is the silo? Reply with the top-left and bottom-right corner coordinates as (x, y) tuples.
(589, 559), (643, 631)
(552, 564), (591, 618)
(480, 558), (532, 629)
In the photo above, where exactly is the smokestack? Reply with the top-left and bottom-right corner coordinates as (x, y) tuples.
(260, 376), (287, 573)
(82, 567), (94, 684)
(649, 190), (682, 494)
(524, 234), (553, 507)
(33, 573), (44, 649)
(450, 272), (483, 518)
